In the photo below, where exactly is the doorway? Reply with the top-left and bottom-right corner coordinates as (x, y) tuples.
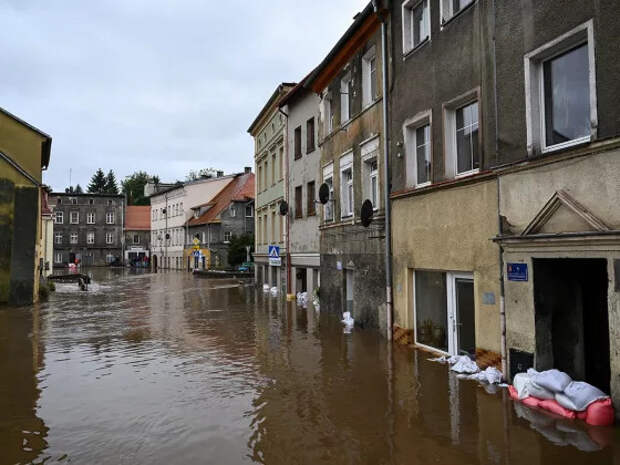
(533, 258), (610, 393)
(414, 270), (476, 357)
(296, 268), (308, 293)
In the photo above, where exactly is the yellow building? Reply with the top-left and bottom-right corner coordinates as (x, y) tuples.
(0, 107), (52, 305)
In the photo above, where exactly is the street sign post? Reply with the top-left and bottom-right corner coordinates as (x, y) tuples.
(268, 245), (281, 267)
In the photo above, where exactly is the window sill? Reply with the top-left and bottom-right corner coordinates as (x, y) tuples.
(455, 168), (480, 179)
(403, 37), (430, 60)
(542, 135), (591, 154)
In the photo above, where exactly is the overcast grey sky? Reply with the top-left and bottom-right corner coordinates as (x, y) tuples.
(0, 0), (366, 191)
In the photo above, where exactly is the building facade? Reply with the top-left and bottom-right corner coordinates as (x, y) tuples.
(306, 4), (387, 330)
(186, 170), (255, 269)
(279, 82), (321, 294)
(124, 205), (151, 265)
(40, 186), (54, 277)
(0, 107), (52, 305)
(248, 83), (295, 291)
(149, 174), (233, 270)
(491, 1), (620, 412)
(50, 193), (125, 267)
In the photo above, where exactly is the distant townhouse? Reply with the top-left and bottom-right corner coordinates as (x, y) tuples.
(0, 106), (52, 304)
(248, 83), (296, 291)
(124, 205), (150, 264)
(40, 186), (54, 277)
(50, 192), (125, 267)
(279, 79), (321, 294)
(186, 169), (255, 269)
(305, 3), (387, 329)
(148, 173), (234, 270)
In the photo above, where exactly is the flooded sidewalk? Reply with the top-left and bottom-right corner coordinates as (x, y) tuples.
(1, 270), (618, 464)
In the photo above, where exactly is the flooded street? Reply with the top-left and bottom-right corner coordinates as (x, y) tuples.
(1, 271), (619, 465)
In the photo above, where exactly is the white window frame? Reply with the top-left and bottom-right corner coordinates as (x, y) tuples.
(402, 0), (430, 55)
(70, 232), (78, 244)
(54, 211), (63, 224)
(224, 231), (232, 243)
(106, 211), (115, 225)
(245, 204), (253, 217)
(106, 232), (114, 245)
(362, 46), (377, 108)
(322, 162), (334, 223)
(55, 252), (63, 264)
(443, 90), (480, 179)
(524, 20), (596, 156)
(55, 233), (63, 245)
(340, 72), (352, 125)
(87, 212), (95, 224)
(339, 151), (354, 219)
(87, 232), (94, 244)
(440, 0), (474, 26)
(361, 136), (381, 210)
(69, 211), (79, 224)
(133, 234), (140, 245)
(404, 110), (432, 188)
(230, 206), (236, 217)
(323, 92), (334, 135)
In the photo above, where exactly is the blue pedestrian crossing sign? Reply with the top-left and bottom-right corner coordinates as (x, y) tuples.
(268, 245), (281, 266)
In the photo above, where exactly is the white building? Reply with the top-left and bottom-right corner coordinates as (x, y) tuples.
(149, 174), (234, 270)
(279, 81), (321, 294)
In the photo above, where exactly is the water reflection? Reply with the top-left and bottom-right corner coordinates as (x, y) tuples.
(0, 269), (618, 464)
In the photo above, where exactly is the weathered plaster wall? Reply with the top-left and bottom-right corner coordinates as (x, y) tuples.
(391, 179), (501, 353)
(0, 113), (46, 184)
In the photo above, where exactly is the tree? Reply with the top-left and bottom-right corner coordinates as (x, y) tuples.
(227, 233), (254, 267)
(105, 170), (119, 194)
(64, 184), (83, 194)
(88, 168), (107, 193)
(75, 184), (83, 194)
(186, 168), (216, 182)
(121, 171), (153, 206)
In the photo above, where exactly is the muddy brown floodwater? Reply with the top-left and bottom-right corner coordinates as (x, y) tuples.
(1, 270), (619, 465)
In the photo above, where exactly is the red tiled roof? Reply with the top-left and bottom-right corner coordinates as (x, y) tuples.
(125, 205), (151, 230)
(187, 173), (255, 226)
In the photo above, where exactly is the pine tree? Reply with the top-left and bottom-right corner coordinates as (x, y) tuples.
(75, 184), (83, 194)
(88, 168), (107, 193)
(105, 170), (119, 194)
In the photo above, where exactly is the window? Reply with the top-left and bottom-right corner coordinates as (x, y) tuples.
(245, 204), (253, 217)
(69, 211), (79, 224)
(441, 0), (473, 24)
(263, 214), (267, 244)
(258, 216), (262, 244)
(271, 152), (276, 185)
(524, 21), (595, 154)
(324, 94), (334, 134)
(201, 231), (206, 244)
(106, 211), (115, 224)
(230, 206), (236, 217)
(55, 211), (64, 224)
(340, 73), (352, 124)
(55, 252), (63, 264)
(89, 199), (94, 205)
(444, 94), (479, 178)
(70, 232), (78, 244)
(133, 234), (140, 245)
(295, 185), (303, 219)
(307, 181), (316, 216)
(279, 147), (284, 180)
(258, 165), (263, 191)
(361, 137), (380, 209)
(108, 200), (114, 206)
(57, 198), (62, 205)
(264, 159), (269, 189)
(55, 233), (63, 245)
(87, 212), (95, 224)
(271, 211), (276, 244)
(403, 0), (430, 54)
(224, 231), (232, 242)
(340, 152), (354, 219)
(362, 48), (377, 107)
(306, 118), (315, 153)
(106, 232), (114, 245)
(404, 113), (432, 187)
(87, 232), (95, 244)
(71, 197), (77, 205)
(294, 126), (302, 159)
(323, 163), (334, 222)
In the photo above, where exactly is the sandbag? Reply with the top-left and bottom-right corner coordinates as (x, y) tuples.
(527, 381), (555, 400)
(522, 396), (542, 408)
(513, 373), (533, 400)
(555, 381), (608, 412)
(508, 385), (519, 400)
(533, 369), (572, 393)
(538, 399), (576, 419)
(585, 398), (614, 427)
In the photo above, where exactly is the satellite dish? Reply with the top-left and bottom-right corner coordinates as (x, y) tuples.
(162, 208), (167, 214)
(360, 200), (374, 228)
(165, 233), (170, 239)
(318, 183), (330, 204)
(279, 200), (289, 216)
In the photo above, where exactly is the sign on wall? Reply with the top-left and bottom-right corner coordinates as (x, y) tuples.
(507, 263), (528, 282)
(268, 245), (281, 267)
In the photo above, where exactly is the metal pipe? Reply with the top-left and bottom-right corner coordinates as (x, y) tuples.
(278, 107), (292, 296)
(375, 2), (393, 341)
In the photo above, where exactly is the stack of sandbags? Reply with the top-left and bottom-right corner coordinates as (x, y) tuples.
(508, 369), (614, 426)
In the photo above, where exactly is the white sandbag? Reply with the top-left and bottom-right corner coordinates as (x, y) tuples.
(527, 381), (555, 400)
(450, 355), (479, 374)
(533, 369), (572, 393)
(513, 372), (533, 400)
(468, 367), (503, 384)
(555, 381), (608, 412)
(263, 284), (270, 292)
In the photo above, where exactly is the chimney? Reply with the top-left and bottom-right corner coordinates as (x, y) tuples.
(244, 166), (252, 174)
(216, 170), (224, 178)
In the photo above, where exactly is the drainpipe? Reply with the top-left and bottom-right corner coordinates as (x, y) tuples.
(165, 191), (168, 269)
(374, 0), (393, 340)
(279, 106), (292, 297)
